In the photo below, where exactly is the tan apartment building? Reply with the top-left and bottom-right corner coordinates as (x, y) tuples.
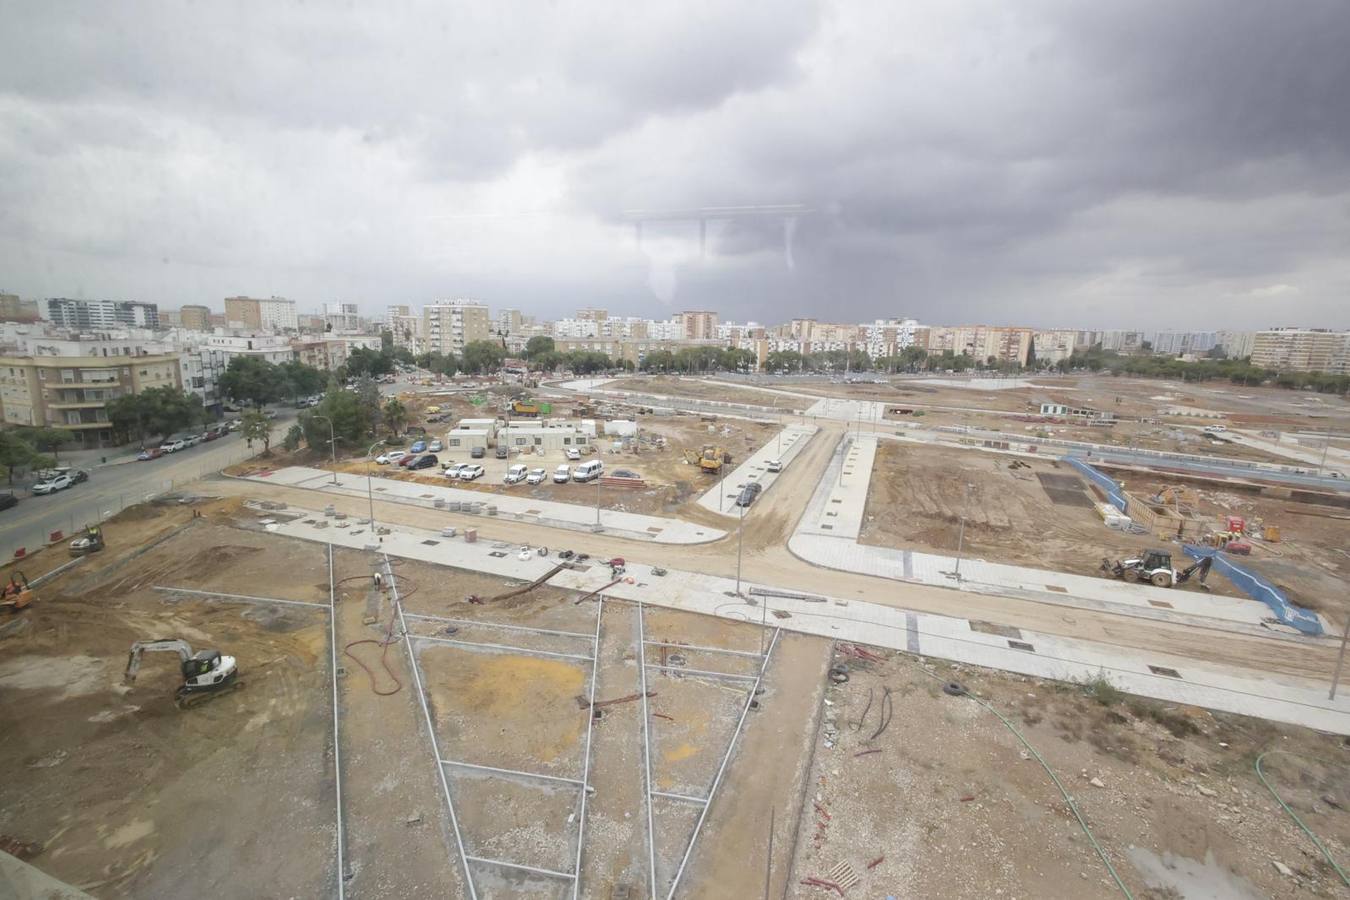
(1251, 329), (1350, 373)
(224, 296), (298, 332)
(926, 325), (1034, 366)
(0, 294), (40, 323)
(179, 305), (212, 331)
(677, 310), (719, 341)
(424, 299), (491, 355)
(0, 352), (184, 448)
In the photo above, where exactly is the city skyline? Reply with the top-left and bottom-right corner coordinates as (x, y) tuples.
(2, 4), (1348, 328)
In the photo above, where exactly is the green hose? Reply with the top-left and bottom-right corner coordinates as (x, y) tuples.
(957, 687), (1136, 899)
(1254, 750), (1349, 887)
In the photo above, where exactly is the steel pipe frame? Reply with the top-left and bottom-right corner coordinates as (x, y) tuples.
(665, 628), (782, 899)
(652, 790), (707, 805)
(572, 598), (604, 900)
(441, 758), (587, 787)
(404, 611), (594, 641)
(152, 585), (328, 609)
(642, 640), (764, 660)
(409, 633), (592, 662)
(327, 545), (346, 900)
(465, 856), (577, 881)
(389, 555), (479, 900)
(643, 664), (758, 682)
(637, 604), (659, 900)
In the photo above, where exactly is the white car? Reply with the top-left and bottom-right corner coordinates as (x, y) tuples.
(564, 447), (581, 461)
(443, 463), (466, 479)
(32, 474), (73, 495)
(526, 468), (546, 485)
(553, 464), (571, 483)
(504, 464), (529, 484)
(458, 464), (485, 481)
(429, 439), (444, 452)
(376, 450), (407, 465)
(766, 459), (784, 473)
(159, 438), (185, 453)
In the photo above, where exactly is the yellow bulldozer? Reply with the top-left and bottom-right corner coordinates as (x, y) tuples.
(511, 399), (541, 417)
(683, 445), (730, 475)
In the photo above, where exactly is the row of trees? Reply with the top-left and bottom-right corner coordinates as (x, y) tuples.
(218, 357), (329, 409)
(0, 428), (69, 484)
(1063, 346), (1350, 393)
(108, 385), (208, 446)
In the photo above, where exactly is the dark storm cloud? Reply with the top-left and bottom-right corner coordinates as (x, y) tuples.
(0, 1), (1346, 327)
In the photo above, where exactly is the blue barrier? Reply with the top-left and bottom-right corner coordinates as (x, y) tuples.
(1182, 545), (1323, 636)
(1063, 457), (1128, 514)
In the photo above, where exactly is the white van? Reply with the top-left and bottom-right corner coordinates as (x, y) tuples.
(504, 464), (529, 484)
(553, 464), (571, 484)
(571, 459), (604, 482)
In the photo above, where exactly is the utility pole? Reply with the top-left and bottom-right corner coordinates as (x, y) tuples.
(365, 439), (384, 539)
(1318, 425), (1331, 476)
(313, 415), (338, 485)
(953, 482), (974, 581)
(1332, 621), (1349, 701)
(735, 502), (745, 596)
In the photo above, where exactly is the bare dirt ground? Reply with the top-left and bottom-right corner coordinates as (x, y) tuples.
(789, 643), (1350, 899)
(606, 375), (799, 409)
(857, 441), (1242, 594)
(0, 508), (335, 897)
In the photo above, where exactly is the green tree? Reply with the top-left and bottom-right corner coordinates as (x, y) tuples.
(20, 426), (76, 462)
(282, 424), (304, 452)
(0, 431), (47, 485)
(107, 387), (204, 445)
(380, 330), (394, 354)
(343, 346), (393, 379)
(461, 340), (506, 374)
(219, 356), (285, 409)
(765, 350), (806, 373)
(241, 409), (272, 455)
(524, 336), (555, 359)
(278, 360), (327, 402)
(383, 398), (408, 437)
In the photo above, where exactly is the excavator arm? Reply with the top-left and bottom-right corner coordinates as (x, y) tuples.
(124, 639), (194, 684)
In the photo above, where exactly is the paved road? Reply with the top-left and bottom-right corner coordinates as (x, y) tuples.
(0, 415), (291, 560)
(204, 424), (1343, 688)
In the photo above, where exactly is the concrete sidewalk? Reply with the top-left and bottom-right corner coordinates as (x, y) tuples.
(695, 424), (818, 517)
(1225, 429), (1350, 474)
(246, 466), (727, 544)
(789, 434), (1333, 638)
(266, 506), (1350, 735)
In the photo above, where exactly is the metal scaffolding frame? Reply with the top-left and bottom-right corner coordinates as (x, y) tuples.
(638, 602), (782, 899)
(394, 560), (605, 898)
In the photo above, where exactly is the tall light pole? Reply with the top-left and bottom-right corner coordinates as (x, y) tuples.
(735, 500), (745, 596)
(1331, 621), (1349, 701)
(953, 482), (974, 582)
(594, 469), (602, 529)
(313, 415), (338, 484)
(366, 439), (385, 539)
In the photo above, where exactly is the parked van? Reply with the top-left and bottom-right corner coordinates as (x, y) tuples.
(571, 459), (604, 482)
(504, 464), (529, 484)
(553, 464), (571, 484)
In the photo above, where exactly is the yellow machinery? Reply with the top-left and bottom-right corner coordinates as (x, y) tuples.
(511, 400), (541, 418)
(0, 572), (32, 613)
(683, 445), (728, 474)
(1149, 485), (1196, 510)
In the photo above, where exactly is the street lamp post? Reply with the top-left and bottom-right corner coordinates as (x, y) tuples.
(735, 501), (745, 596)
(312, 415), (338, 485)
(366, 439), (385, 540)
(953, 482), (975, 582)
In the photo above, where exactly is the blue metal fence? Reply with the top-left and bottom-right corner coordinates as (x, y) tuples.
(1064, 457), (1128, 514)
(1182, 545), (1324, 635)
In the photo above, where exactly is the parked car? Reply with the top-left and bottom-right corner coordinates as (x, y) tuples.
(67, 468), (89, 484)
(471, 446), (485, 459)
(766, 459), (784, 473)
(429, 439), (443, 452)
(182, 433), (203, 447)
(0, 493), (18, 511)
(571, 459), (604, 482)
(32, 474), (73, 495)
(443, 462), (466, 478)
(410, 440), (427, 454)
(564, 447), (581, 461)
(375, 450), (407, 465)
(735, 486), (758, 507)
(553, 464), (571, 483)
(504, 464), (529, 484)
(137, 447), (165, 461)
(495, 446), (509, 459)
(159, 437), (186, 453)
(526, 468), (546, 485)
(408, 454), (439, 470)
(397, 453), (418, 466)
(458, 464), (485, 481)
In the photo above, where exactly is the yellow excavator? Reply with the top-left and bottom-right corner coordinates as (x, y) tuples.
(1149, 485), (1196, 510)
(683, 445), (730, 475)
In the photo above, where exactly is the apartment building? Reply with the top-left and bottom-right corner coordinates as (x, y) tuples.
(0, 294), (40, 323)
(205, 334), (296, 366)
(323, 302), (361, 333)
(178, 305), (212, 331)
(676, 310), (719, 341)
(1100, 330), (1147, 353)
(864, 318), (921, 358)
(1147, 331), (1218, 355)
(1250, 329), (1350, 374)
(42, 298), (160, 330)
(576, 308), (608, 322)
(291, 338), (350, 372)
(224, 296), (298, 332)
(424, 299), (491, 355)
(0, 348), (185, 448)
(1031, 329), (1079, 365)
(925, 325), (1034, 366)
(1216, 330), (1256, 359)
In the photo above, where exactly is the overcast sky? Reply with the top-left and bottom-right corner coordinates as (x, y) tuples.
(2, 1), (1347, 329)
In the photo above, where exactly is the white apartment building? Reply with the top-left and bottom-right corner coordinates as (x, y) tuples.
(1250, 329), (1350, 374)
(205, 334), (296, 366)
(1216, 330), (1256, 359)
(1147, 331), (1218, 355)
(1031, 329), (1079, 365)
(323, 302), (361, 333)
(42, 298), (160, 330)
(864, 318), (921, 358)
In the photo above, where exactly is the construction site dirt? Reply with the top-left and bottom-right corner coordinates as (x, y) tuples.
(3, 489), (1348, 897)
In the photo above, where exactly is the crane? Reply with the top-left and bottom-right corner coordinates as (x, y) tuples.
(124, 638), (240, 709)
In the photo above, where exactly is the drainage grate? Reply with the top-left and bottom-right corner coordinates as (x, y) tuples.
(831, 499), (843, 504)
(419, 493), (435, 499)
(421, 539), (440, 546)
(374, 486), (388, 492)
(488, 551), (508, 558)
(1045, 585), (1067, 594)
(1147, 600), (1174, 609)
(1148, 665), (1182, 678)
(820, 524), (834, 530)
(1007, 640), (1036, 652)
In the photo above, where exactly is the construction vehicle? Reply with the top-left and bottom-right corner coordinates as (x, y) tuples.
(124, 639), (240, 708)
(0, 572), (33, 613)
(511, 399), (541, 417)
(1148, 485), (1196, 510)
(683, 445), (730, 475)
(68, 524), (105, 557)
(1100, 550), (1212, 588)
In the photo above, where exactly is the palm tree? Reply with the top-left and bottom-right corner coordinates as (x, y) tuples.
(383, 398), (407, 438)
